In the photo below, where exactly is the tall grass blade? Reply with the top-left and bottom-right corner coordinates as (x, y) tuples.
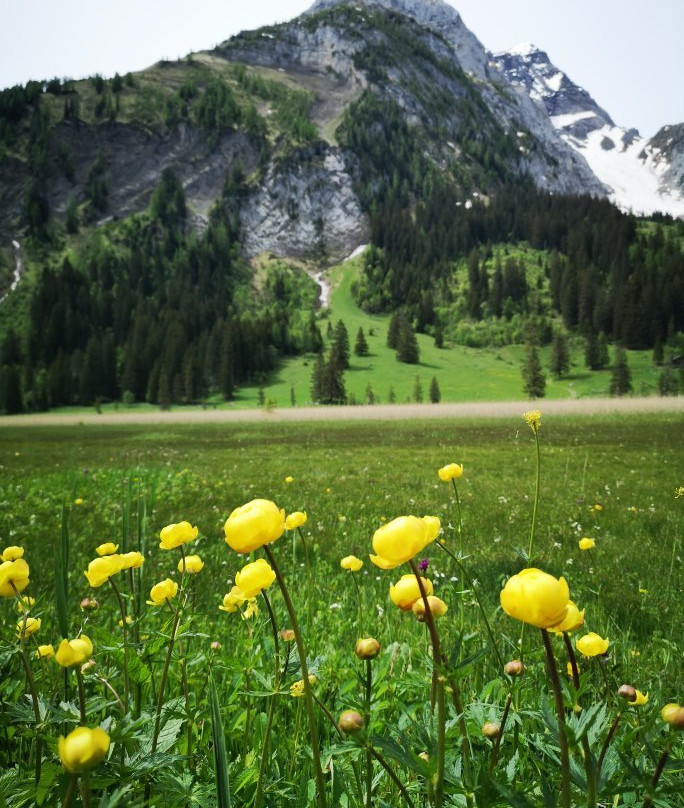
(209, 673), (232, 808)
(54, 500), (70, 637)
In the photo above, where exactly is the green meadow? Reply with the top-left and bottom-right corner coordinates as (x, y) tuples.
(0, 412), (682, 806)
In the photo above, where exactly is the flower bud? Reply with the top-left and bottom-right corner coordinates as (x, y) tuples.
(355, 637), (381, 659)
(419, 752), (430, 762)
(80, 597), (100, 612)
(279, 629), (295, 643)
(504, 660), (526, 677)
(618, 684), (637, 702)
(210, 641), (222, 651)
(338, 710), (364, 734)
(80, 659), (97, 674)
(482, 722), (500, 739)
(661, 703), (684, 729)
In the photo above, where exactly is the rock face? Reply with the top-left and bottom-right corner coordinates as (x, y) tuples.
(495, 42), (684, 217)
(240, 146), (369, 259)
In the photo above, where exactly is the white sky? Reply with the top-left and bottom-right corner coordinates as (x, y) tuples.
(1, 0), (681, 138)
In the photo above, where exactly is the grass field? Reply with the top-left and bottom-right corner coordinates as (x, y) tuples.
(1, 412), (682, 806)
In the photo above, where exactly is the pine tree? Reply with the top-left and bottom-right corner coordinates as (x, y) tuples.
(550, 331), (570, 378)
(396, 320), (420, 364)
(0, 365), (24, 414)
(609, 347), (632, 397)
(365, 383), (375, 404)
(387, 311), (403, 349)
(388, 385), (396, 404)
(354, 327), (369, 357)
(332, 320), (350, 369)
(311, 352), (325, 403)
(429, 376), (441, 403)
(522, 344), (546, 399)
(657, 366), (679, 396)
(158, 369), (171, 410)
(290, 385), (296, 407)
(413, 375), (423, 403)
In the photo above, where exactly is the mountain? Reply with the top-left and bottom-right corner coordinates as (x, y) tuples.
(493, 43), (684, 218)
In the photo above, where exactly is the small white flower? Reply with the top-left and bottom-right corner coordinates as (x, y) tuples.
(330, 602), (342, 610)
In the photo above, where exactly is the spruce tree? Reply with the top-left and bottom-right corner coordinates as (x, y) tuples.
(657, 366), (679, 396)
(387, 311), (403, 349)
(311, 352), (325, 403)
(609, 347), (632, 397)
(522, 344), (546, 399)
(354, 327), (369, 357)
(429, 376), (441, 403)
(550, 331), (570, 378)
(332, 320), (350, 369)
(413, 375), (423, 403)
(396, 320), (420, 364)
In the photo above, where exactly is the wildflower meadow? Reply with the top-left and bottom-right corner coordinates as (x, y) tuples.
(0, 411), (682, 807)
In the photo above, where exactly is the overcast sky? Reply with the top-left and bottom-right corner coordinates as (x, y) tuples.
(1, 0), (681, 137)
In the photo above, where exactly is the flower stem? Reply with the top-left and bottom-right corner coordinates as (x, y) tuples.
(597, 712), (621, 778)
(409, 559), (445, 808)
(351, 572), (364, 636)
(63, 774), (77, 808)
(541, 629), (571, 808)
(365, 659), (373, 808)
(264, 545), (327, 808)
(367, 745), (416, 808)
(108, 577), (129, 713)
(490, 691), (512, 772)
(76, 670), (87, 724)
(562, 633), (595, 807)
(642, 742), (671, 808)
(450, 479), (463, 558)
(528, 431), (541, 561)
(12, 584), (42, 784)
(254, 589), (281, 808)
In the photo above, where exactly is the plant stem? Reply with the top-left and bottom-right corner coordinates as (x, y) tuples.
(255, 589), (281, 808)
(365, 659), (373, 808)
(409, 560), (445, 808)
(596, 713), (621, 778)
(528, 431), (541, 561)
(541, 629), (571, 808)
(108, 577), (129, 712)
(297, 527), (314, 637)
(562, 634), (595, 807)
(63, 774), (77, 807)
(351, 572), (364, 636)
(490, 691), (512, 772)
(264, 545), (327, 808)
(562, 632), (580, 690)
(12, 584), (42, 784)
(450, 479), (463, 558)
(642, 742), (671, 808)
(76, 670), (87, 724)
(367, 745), (416, 808)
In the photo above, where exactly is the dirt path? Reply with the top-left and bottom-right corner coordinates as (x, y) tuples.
(1, 397), (682, 427)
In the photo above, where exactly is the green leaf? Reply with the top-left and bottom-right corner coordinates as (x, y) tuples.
(209, 673), (232, 808)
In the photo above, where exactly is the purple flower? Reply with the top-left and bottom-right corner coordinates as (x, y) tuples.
(418, 558), (429, 572)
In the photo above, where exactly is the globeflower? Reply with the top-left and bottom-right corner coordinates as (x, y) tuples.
(146, 579), (178, 606)
(16, 616), (41, 639)
(1, 546), (24, 562)
(549, 600), (585, 634)
(661, 703), (684, 729)
(96, 543), (119, 556)
(438, 463), (463, 481)
(219, 587), (246, 613)
(55, 635), (93, 667)
(576, 632), (610, 657)
(389, 574), (433, 611)
(36, 644), (54, 659)
(177, 554), (204, 575)
(290, 674), (317, 697)
(631, 689), (649, 706)
(224, 499), (285, 553)
(578, 537), (595, 551)
(84, 555), (123, 588)
(16, 595), (35, 612)
(159, 521), (199, 550)
(355, 637), (381, 659)
(58, 726), (110, 773)
(500, 568), (569, 629)
(412, 595), (448, 622)
(341, 555), (363, 572)
(234, 558), (276, 598)
(285, 511), (307, 530)
(0, 558), (30, 597)
(119, 551), (145, 570)
(370, 515), (440, 570)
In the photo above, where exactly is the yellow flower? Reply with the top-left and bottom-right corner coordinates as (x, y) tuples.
(1, 546), (24, 562)
(146, 579), (178, 606)
(219, 587), (246, 613)
(284, 476), (294, 483)
(631, 689), (649, 706)
(177, 554), (204, 575)
(549, 601), (585, 634)
(117, 615), (134, 628)
(56, 635), (93, 667)
(675, 486), (684, 498)
(73, 498), (84, 506)
(84, 555), (123, 588)
(576, 632), (610, 657)
(592, 503), (603, 512)
(234, 558), (276, 599)
(159, 521), (199, 550)
(340, 555), (363, 572)
(578, 537), (595, 551)
(355, 637), (381, 659)
(96, 543), (119, 556)
(58, 726), (110, 773)
(412, 595), (448, 621)
(523, 409), (542, 434)
(285, 511), (307, 530)
(0, 558), (30, 597)
(566, 661), (579, 677)
(370, 515), (440, 570)
(16, 595), (35, 612)
(224, 499), (285, 553)
(500, 568), (569, 629)
(661, 703), (684, 728)
(36, 644), (54, 659)
(389, 574), (433, 611)
(119, 551), (145, 570)
(242, 599), (259, 619)
(438, 463), (463, 481)
(16, 616), (41, 639)
(290, 674), (317, 697)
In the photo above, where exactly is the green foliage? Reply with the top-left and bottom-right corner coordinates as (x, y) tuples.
(609, 347), (633, 397)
